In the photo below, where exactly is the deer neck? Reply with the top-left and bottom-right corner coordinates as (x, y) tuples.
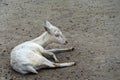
(31, 32), (53, 47)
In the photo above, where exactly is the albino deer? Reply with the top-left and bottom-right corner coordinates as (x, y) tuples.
(10, 21), (75, 74)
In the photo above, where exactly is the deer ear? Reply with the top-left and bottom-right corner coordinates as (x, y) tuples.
(46, 20), (53, 28)
(44, 21), (53, 34)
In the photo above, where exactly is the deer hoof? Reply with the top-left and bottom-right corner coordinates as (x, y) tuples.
(69, 47), (75, 51)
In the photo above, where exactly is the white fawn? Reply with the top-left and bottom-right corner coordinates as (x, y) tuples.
(10, 21), (75, 74)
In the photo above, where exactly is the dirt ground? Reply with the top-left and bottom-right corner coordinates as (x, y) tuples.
(0, 0), (120, 80)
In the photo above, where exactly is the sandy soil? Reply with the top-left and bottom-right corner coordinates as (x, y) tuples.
(0, 0), (120, 80)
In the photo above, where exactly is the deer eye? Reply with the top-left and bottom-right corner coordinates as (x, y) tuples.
(55, 34), (60, 37)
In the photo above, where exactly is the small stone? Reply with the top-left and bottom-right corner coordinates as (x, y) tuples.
(3, 50), (6, 52)
(66, 57), (70, 60)
(3, 3), (8, 5)
(16, 28), (18, 30)
(10, 78), (13, 80)
(29, 35), (32, 37)
(22, 29), (24, 31)
(69, 20), (73, 23)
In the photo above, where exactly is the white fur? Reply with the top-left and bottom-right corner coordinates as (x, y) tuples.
(10, 21), (75, 74)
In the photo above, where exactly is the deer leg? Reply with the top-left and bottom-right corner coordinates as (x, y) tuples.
(23, 64), (38, 74)
(43, 57), (75, 68)
(47, 47), (74, 54)
(42, 50), (59, 62)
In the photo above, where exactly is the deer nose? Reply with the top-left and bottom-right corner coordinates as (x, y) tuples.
(65, 41), (68, 44)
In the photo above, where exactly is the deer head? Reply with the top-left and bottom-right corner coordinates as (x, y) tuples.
(44, 21), (68, 45)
